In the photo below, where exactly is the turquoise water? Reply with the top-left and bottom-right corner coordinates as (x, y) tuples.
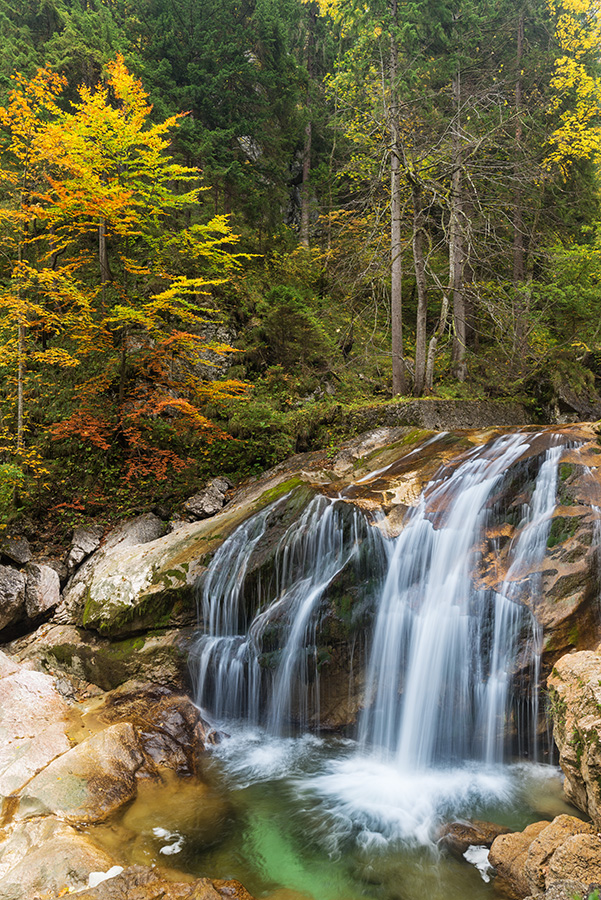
(104, 725), (576, 900)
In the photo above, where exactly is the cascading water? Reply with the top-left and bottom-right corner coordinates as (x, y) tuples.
(183, 430), (585, 900)
(191, 492), (386, 731)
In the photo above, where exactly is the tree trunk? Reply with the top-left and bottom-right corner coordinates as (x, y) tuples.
(99, 218), (110, 310)
(412, 180), (428, 396)
(300, 120), (312, 248)
(425, 292), (450, 392)
(390, 0), (407, 395)
(450, 71), (467, 382)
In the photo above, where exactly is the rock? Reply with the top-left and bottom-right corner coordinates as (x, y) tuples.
(548, 650), (601, 825)
(0, 566), (26, 633)
(0, 660), (71, 800)
(7, 623), (196, 694)
(102, 514), (167, 553)
(438, 820), (512, 858)
(0, 535), (31, 566)
(66, 524), (105, 574)
(70, 865), (254, 900)
(91, 681), (206, 775)
(524, 880), (594, 900)
(489, 821), (550, 899)
(524, 815), (595, 892)
(16, 721), (145, 824)
(547, 833), (601, 884)
(0, 816), (116, 900)
(24, 563), (61, 618)
(184, 478), (231, 520)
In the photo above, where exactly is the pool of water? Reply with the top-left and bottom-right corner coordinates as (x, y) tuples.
(89, 724), (578, 900)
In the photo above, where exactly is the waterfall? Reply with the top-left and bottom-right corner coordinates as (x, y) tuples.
(192, 430), (570, 766)
(191, 492), (386, 730)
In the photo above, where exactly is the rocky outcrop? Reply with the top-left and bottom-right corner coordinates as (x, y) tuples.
(0, 567), (25, 633)
(24, 563), (60, 618)
(548, 649), (601, 826)
(438, 820), (512, 858)
(489, 815), (601, 899)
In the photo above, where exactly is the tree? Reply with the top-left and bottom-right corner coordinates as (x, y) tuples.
(0, 58), (246, 483)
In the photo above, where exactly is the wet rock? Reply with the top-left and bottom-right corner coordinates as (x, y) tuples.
(0, 657), (71, 800)
(0, 816), (115, 900)
(437, 820), (512, 858)
(0, 535), (31, 566)
(0, 566), (26, 633)
(68, 865), (255, 899)
(489, 820), (550, 899)
(184, 478), (232, 520)
(24, 563), (61, 618)
(524, 814), (595, 892)
(16, 722), (145, 824)
(547, 650), (601, 825)
(66, 524), (105, 574)
(92, 681), (206, 775)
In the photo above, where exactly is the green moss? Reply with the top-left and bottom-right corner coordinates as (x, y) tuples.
(255, 476), (305, 508)
(569, 623), (580, 646)
(547, 515), (580, 548)
(559, 463), (574, 482)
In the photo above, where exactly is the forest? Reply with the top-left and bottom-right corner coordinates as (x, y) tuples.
(0, 0), (600, 538)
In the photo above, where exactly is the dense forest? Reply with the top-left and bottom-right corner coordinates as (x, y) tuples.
(0, 0), (600, 537)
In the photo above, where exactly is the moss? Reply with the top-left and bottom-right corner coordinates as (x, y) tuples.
(569, 623), (580, 646)
(253, 476), (305, 509)
(559, 463), (574, 482)
(548, 687), (567, 731)
(547, 515), (580, 548)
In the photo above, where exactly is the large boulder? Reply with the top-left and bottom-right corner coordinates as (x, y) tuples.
(15, 722), (145, 824)
(24, 563), (61, 618)
(548, 649), (601, 825)
(489, 816), (600, 899)
(183, 477), (231, 520)
(0, 567), (26, 634)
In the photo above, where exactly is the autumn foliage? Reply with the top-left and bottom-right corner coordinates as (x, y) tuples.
(0, 57), (246, 488)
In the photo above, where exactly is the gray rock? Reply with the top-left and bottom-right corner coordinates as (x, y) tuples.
(24, 563), (61, 618)
(16, 721), (145, 824)
(66, 525), (105, 574)
(0, 535), (31, 566)
(0, 566), (26, 632)
(102, 513), (167, 553)
(184, 478), (231, 520)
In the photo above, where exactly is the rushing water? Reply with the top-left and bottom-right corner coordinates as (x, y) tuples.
(177, 431), (585, 898)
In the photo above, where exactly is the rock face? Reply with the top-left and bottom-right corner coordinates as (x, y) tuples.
(548, 649), (601, 826)
(438, 820), (512, 858)
(489, 815), (601, 900)
(66, 524), (105, 574)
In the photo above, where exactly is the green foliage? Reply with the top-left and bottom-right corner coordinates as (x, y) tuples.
(0, 461), (23, 524)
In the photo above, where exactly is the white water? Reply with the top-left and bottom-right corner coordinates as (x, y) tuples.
(191, 430), (574, 860)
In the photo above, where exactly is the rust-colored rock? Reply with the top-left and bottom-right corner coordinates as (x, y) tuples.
(489, 820), (550, 899)
(548, 649), (601, 825)
(524, 814), (595, 892)
(547, 832), (601, 884)
(66, 864), (255, 900)
(438, 819), (512, 858)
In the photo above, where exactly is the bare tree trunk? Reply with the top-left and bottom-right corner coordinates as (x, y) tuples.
(99, 218), (111, 310)
(412, 180), (428, 395)
(300, 120), (312, 248)
(450, 71), (467, 382)
(513, 11), (528, 366)
(390, 0), (407, 395)
(16, 240), (24, 453)
(425, 292), (450, 391)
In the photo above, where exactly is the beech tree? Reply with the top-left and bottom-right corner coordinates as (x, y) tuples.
(0, 58), (246, 481)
